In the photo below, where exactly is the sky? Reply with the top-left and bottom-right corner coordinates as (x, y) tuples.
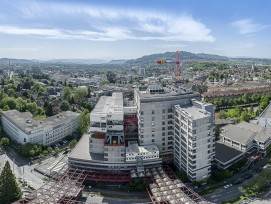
(0, 0), (271, 60)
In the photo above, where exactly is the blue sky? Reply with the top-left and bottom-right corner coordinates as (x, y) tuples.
(0, 0), (271, 60)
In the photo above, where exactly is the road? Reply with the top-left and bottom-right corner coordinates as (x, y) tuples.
(0, 152), (44, 189)
(203, 185), (242, 203)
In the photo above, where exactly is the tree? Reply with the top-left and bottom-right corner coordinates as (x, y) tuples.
(74, 87), (88, 105)
(241, 111), (249, 122)
(77, 110), (90, 135)
(45, 103), (54, 116)
(0, 161), (22, 203)
(0, 137), (10, 147)
(106, 71), (116, 83)
(60, 101), (70, 111)
(1, 97), (17, 110)
(69, 139), (78, 149)
(3, 105), (10, 111)
(29, 149), (35, 157)
(63, 86), (71, 101)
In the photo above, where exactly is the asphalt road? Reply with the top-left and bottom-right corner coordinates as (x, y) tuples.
(203, 185), (242, 203)
(0, 152), (44, 189)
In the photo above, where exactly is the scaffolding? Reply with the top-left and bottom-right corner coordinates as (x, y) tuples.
(146, 166), (209, 204)
(13, 168), (87, 204)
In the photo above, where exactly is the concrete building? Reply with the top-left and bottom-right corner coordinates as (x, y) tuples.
(69, 86), (215, 181)
(69, 92), (162, 172)
(134, 85), (201, 157)
(215, 121), (271, 169)
(1, 110), (79, 146)
(173, 105), (214, 181)
(258, 102), (271, 128)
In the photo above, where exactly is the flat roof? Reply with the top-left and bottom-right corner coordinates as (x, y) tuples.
(135, 85), (200, 102)
(91, 92), (123, 116)
(176, 105), (210, 120)
(2, 110), (79, 134)
(69, 133), (104, 161)
(215, 142), (244, 164)
(126, 144), (159, 154)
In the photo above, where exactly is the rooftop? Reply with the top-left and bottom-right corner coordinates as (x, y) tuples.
(175, 105), (211, 120)
(135, 85), (199, 101)
(91, 92), (123, 116)
(215, 141), (244, 164)
(2, 110), (79, 135)
(221, 121), (271, 144)
(126, 143), (159, 154)
(69, 133), (104, 162)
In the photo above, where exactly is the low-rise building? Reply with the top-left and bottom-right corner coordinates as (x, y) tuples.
(1, 110), (79, 146)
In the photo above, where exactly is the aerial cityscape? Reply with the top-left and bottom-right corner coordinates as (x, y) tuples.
(1, 0), (271, 204)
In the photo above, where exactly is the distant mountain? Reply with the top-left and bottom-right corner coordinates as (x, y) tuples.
(125, 51), (229, 65)
(43, 59), (109, 64)
(0, 58), (35, 64)
(108, 59), (127, 64)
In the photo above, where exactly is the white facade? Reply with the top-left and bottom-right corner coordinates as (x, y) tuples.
(1, 110), (79, 146)
(126, 144), (159, 162)
(89, 93), (126, 162)
(173, 105), (214, 181)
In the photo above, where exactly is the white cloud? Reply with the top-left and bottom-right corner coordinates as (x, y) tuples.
(231, 19), (268, 34)
(0, 1), (215, 42)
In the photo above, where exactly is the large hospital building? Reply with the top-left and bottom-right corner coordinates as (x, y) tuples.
(69, 85), (215, 182)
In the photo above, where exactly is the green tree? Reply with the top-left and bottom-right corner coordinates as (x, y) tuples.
(3, 105), (10, 111)
(1, 97), (17, 110)
(29, 149), (35, 157)
(0, 161), (22, 203)
(0, 137), (10, 147)
(74, 87), (88, 105)
(60, 101), (70, 111)
(63, 86), (71, 101)
(241, 111), (249, 122)
(45, 103), (54, 116)
(69, 139), (78, 149)
(77, 110), (90, 135)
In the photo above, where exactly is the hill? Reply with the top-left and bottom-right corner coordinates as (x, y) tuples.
(125, 51), (228, 65)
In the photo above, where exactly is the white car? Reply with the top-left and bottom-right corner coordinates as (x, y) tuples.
(223, 184), (229, 189)
(263, 164), (271, 169)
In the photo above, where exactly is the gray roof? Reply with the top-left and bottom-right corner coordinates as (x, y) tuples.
(221, 124), (256, 145)
(2, 110), (79, 135)
(221, 121), (271, 144)
(69, 133), (104, 162)
(215, 141), (244, 164)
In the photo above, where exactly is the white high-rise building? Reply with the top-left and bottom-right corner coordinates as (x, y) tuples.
(174, 104), (214, 181)
(134, 85), (201, 157)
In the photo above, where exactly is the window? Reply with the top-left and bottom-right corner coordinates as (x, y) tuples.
(140, 135), (144, 138)
(162, 109), (165, 114)
(168, 108), (172, 113)
(152, 128), (155, 132)
(141, 111), (144, 115)
(162, 121), (165, 125)
(162, 138), (165, 141)
(152, 134), (155, 137)
(162, 132), (165, 136)
(162, 115), (165, 120)
(152, 116), (155, 121)
(152, 139), (155, 143)
(152, 110), (155, 114)
(162, 127), (165, 131)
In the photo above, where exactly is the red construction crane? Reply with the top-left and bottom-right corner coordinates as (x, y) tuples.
(156, 51), (181, 81)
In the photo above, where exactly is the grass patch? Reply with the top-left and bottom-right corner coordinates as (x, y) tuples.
(221, 195), (246, 204)
(34, 115), (46, 120)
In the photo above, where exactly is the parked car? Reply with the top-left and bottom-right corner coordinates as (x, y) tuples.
(263, 164), (271, 169)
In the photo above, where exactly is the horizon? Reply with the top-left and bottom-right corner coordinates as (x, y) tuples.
(0, 0), (271, 59)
